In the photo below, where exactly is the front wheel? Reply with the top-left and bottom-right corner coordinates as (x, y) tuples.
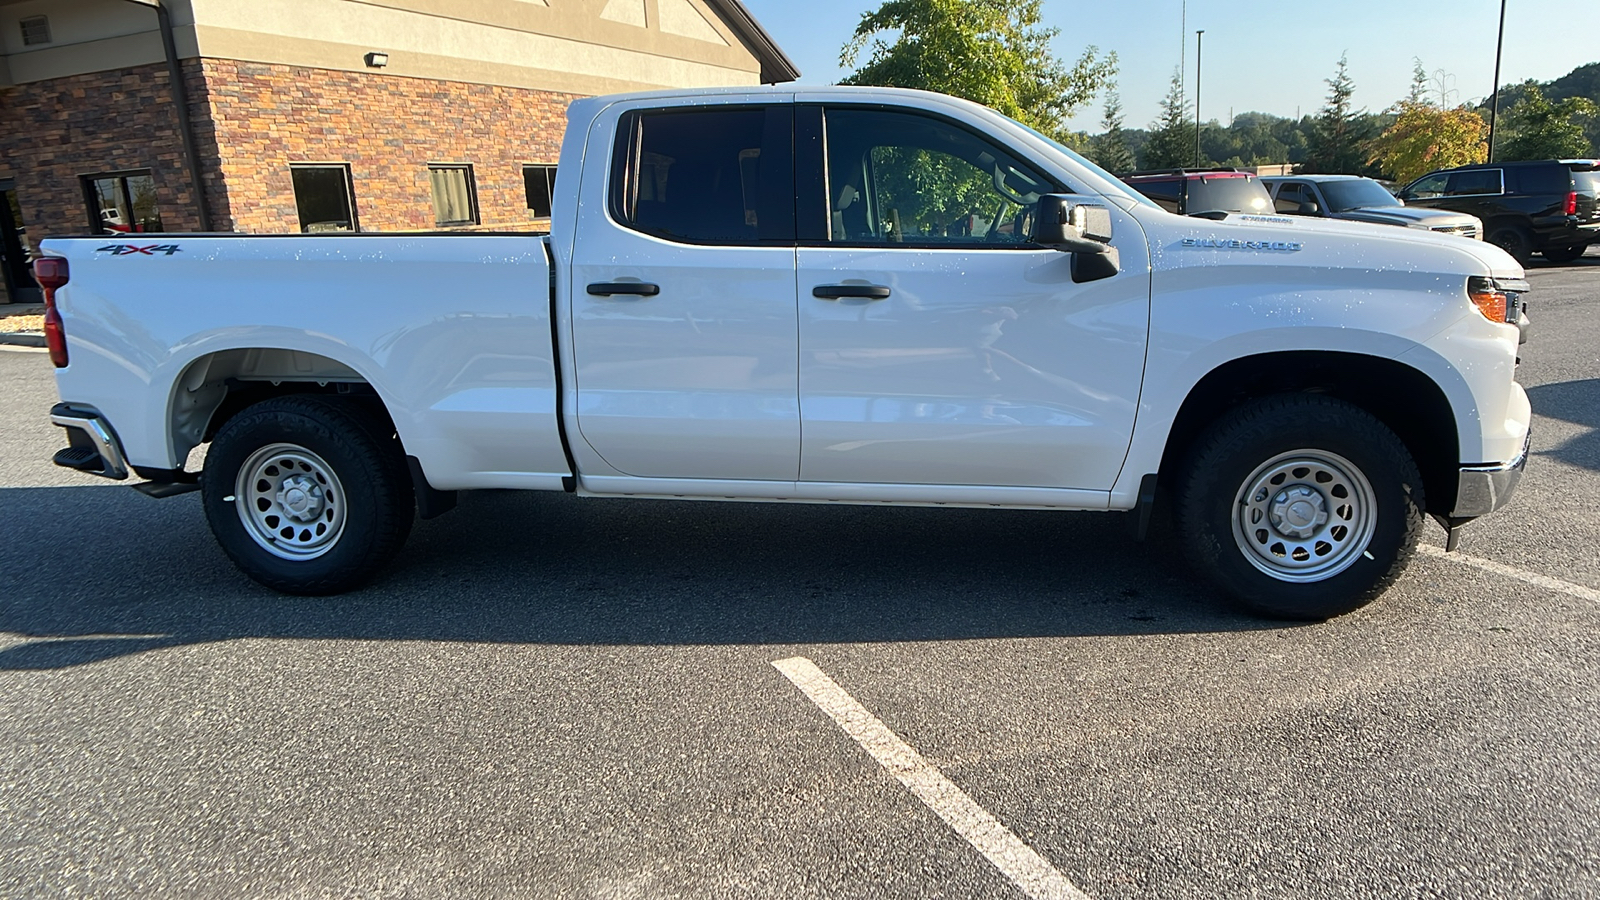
(1486, 226), (1534, 265)
(202, 395), (413, 594)
(1178, 395), (1424, 620)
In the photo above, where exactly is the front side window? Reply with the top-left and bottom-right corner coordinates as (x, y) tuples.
(611, 106), (792, 244)
(84, 171), (163, 234)
(823, 107), (1051, 246)
(290, 165), (357, 233)
(1273, 183), (1303, 214)
(429, 164), (479, 226)
(1407, 172), (1448, 199)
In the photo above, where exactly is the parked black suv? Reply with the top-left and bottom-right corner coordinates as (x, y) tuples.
(1122, 168), (1274, 218)
(1397, 159), (1600, 263)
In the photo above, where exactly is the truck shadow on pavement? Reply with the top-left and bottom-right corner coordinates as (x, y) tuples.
(0, 485), (1285, 670)
(1526, 378), (1600, 471)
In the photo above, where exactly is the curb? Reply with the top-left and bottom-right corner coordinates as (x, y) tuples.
(0, 332), (46, 348)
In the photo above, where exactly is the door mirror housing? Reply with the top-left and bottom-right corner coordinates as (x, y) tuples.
(1031, 194), (1113, 254)
(1298, 200), (1321, 215)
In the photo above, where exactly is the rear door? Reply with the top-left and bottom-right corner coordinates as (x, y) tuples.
(793, 104), (1150, 491)
(568, 102), (800, 481)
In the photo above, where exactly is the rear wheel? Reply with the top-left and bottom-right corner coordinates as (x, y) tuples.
(1486, 225), (1534, 265)
(1540, 244), (1587, 264)
(202, 396), (413, 594)
(1178, 395), (1424, 620)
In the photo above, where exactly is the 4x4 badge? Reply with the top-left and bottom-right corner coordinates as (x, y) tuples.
(96, 243), (182, 256)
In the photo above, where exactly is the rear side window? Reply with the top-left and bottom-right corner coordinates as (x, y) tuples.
(1510, 165), (1571, 195)
(1445, 169), (1503, 196)
(610, 106), (794, 244)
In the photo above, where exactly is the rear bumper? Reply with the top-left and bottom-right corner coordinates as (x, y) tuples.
(50, 403), (129, 480)
(1450, 428), (1530, 518)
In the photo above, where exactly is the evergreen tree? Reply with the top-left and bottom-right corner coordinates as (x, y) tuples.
(1090, 84), (1137, 175)
(1301, 54), (1375, 174)
(1498, 83), (1597, 160)
(1406, 58), (1431, 106)
(1142, 69), (1198, 169)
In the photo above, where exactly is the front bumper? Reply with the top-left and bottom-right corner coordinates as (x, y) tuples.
(1451, 428), (1530, 518)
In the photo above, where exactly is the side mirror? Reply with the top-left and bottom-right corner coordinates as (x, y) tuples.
(1031, 194), (1113, 254)
(1030, 194), (1119, 283)
(1298, 200), (1321, 215)
(1397, 190), (1414, 202)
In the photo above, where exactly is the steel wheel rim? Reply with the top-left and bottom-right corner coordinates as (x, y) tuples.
(1230, 449), (1377, 583)
(234, 443), (347, 561)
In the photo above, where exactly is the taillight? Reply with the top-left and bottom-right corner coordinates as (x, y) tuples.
(32, 257), (69, 368)
(1467, 276), (1508, 324)
(1566, 191), (1578, 215)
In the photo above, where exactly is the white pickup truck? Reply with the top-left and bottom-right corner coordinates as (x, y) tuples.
(36, 86), (1531, 620)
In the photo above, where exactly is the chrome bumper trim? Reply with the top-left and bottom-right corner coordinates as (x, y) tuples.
(50, 408), (130, 480)
(1450, 429), (1530, 518)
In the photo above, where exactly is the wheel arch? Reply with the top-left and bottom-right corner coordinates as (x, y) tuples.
(1156, 350), (1460, 516)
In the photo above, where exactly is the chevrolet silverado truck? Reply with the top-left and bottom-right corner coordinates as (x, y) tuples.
(35, 86), (1531, 620)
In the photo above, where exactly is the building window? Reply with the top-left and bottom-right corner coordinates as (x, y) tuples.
(291, 165), (358, 233)
(523, 165), (557, 219)
(20, 16), (51, 46)
(83, 172), (164, 234)
(429, 164), (479, 226)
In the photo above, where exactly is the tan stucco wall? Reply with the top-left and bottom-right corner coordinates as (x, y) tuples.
(1, 0), (763, 92)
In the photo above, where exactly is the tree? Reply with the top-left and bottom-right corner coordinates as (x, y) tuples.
(840, 0), (1116, 141)
(1301, 54), (1376, 175)
(1142, 69), (1198, 169)
(1368, 104), (1486, 184)
(1090, 84), (1136, 175)
(1497, 83), (1597, 160)
(1406, 58), (1430, 106)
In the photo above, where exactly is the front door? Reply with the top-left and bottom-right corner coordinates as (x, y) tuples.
(569, 103), (799, 482)
(795, 106), (1150, 490)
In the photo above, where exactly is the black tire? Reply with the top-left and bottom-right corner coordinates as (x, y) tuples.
(1178, 395), (1424, 621)
(202, 395), (413, 594)
(1540, 244), (1587, 264)
(1486, 225), (1535, 265)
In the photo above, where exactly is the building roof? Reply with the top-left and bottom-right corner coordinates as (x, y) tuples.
(706, 0), (800, 84)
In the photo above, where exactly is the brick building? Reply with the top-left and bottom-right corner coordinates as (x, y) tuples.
(0, 0), (797, 303)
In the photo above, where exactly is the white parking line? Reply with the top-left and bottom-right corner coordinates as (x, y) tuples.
(1419, 544), (1600, 604)
(772, 656), (1090, 900)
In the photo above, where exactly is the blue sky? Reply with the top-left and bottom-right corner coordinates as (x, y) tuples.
(740, 0), (1597, 133)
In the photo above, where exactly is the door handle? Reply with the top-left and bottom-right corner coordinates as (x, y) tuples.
(812, 284), (891, 300)
(587, 282), (660, 297)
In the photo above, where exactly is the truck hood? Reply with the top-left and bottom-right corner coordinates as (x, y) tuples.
(1142, 210), (1523, 282)
(1330, 206), (1481, 228)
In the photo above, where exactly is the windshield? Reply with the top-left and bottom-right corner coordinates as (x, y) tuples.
(1186, 176), (1273, 216)
(1005, 116), (1162, 210)
(1319, 179), (1401, 212)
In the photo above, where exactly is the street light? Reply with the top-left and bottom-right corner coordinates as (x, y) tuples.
(1487, 0), (1507, 162)
(1194, 30), (1204, 168)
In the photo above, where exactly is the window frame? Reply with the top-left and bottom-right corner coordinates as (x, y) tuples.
(428, 163), (480, 227)
(806, 104), (1066, 251)
(522, 164), (558, 220)
(289, 163), (360, 234)
(1444, 168), (1505, 198)
(81, 169), (164, 235)
(607, 104), (795, 247)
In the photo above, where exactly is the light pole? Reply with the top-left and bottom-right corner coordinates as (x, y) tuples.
(1487, 0), (1507, 162)
(1194, 30), (1204, 168)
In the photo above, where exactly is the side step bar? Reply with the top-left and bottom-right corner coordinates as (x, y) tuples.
(49, 404), (129, 480)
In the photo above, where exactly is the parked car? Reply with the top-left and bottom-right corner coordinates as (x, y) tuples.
(1262, 175), (1483, 239)
(1122, 168), (1274, 217)
(1397, 159), (1600, 264)
(36, 85), (1532, 621)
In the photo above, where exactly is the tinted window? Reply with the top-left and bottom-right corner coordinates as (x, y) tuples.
(1407, 173), (1448, 198)
(1185, 175), (1273, 216)
(1511, 165), (1570, 195)
(824, 107), (1052, 245)
(290, 165), (355, 233)
(1445, 169), (1502, 196)
(1133, 179), (1182, 213)
(613, 107), (792, 244)
(1320, 180), (1401, 211)
(1273, 183), (1303, 214)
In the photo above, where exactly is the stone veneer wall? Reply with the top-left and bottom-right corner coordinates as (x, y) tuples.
(198, 59), (575, 233)
(0, 62), (207, 255)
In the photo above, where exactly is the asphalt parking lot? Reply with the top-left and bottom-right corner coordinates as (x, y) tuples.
(2, 250), (1598, 899)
